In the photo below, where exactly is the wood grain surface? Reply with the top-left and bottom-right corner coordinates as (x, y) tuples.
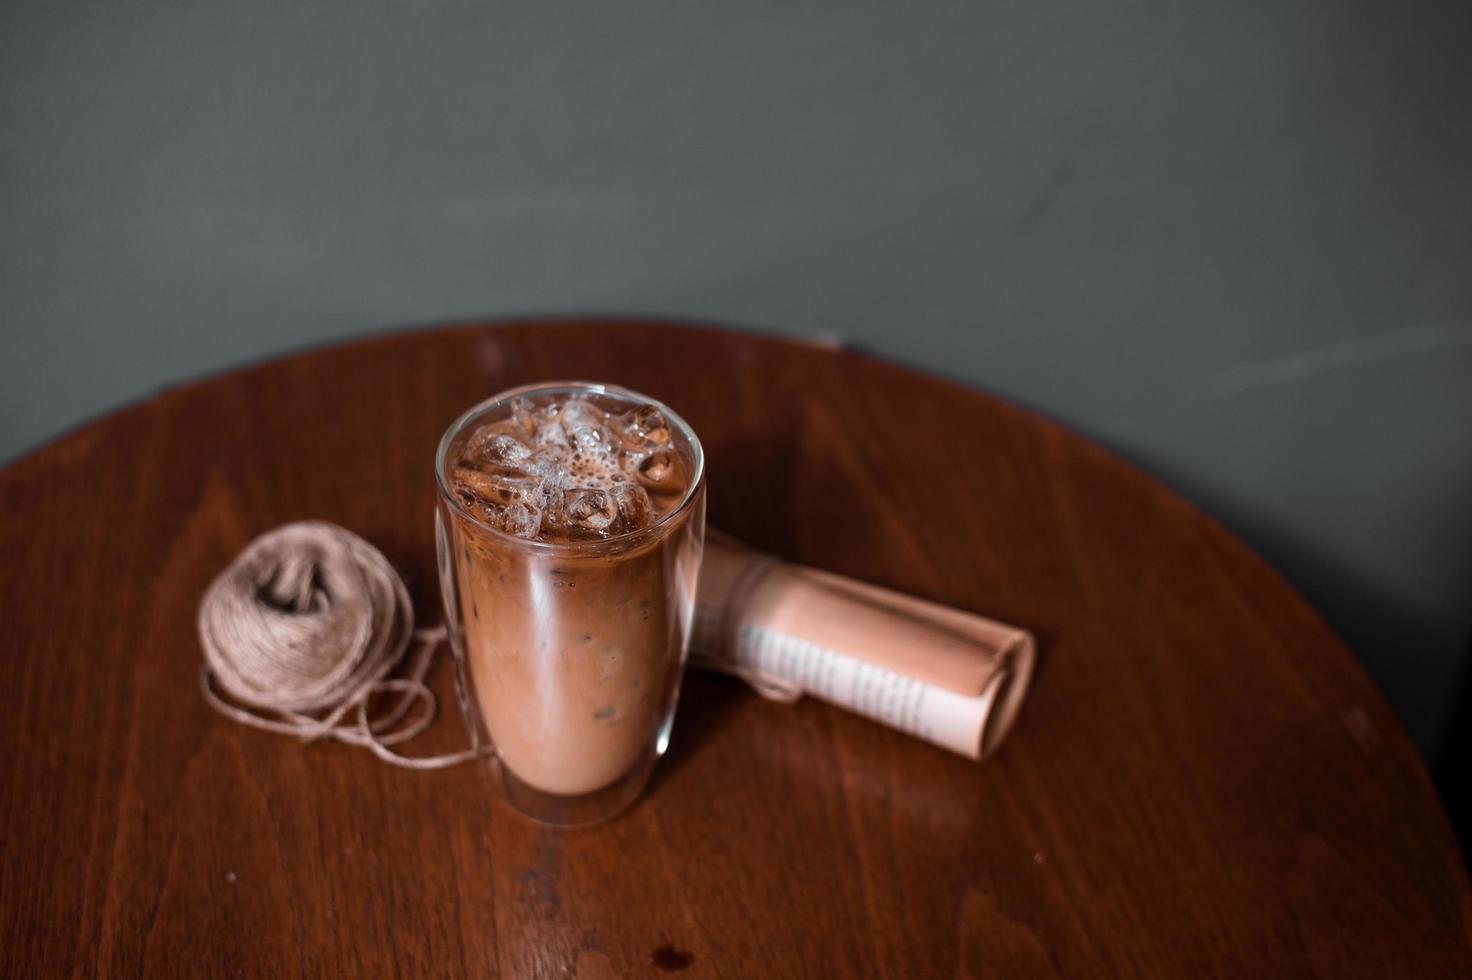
(2, 319), (1468, 978)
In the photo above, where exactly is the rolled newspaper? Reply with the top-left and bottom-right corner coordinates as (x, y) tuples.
(691, 534), (1036, 760)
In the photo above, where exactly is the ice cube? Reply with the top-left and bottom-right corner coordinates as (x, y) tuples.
(525, 448), (572, 497)
(498, 500), (543, 538)
(564, 487), (618, 532)
(509, 396), (537, 436)
(620, 404), (670, 449)
(452, 465), (538, 508)
(635, 450), (681, 492)
(559, 398), (598, 426)
(609, 481), (651, 531)
(467, 429), (532, 465)
(533, 420), (569, 449)
(566, 421), (612, 453)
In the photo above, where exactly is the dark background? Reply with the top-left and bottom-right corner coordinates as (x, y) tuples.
(3, 2), (1470, 794)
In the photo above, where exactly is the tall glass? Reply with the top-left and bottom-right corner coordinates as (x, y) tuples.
(434, 382), (706, 825)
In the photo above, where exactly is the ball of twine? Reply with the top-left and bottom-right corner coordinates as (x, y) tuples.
(197, 521), (485, 769)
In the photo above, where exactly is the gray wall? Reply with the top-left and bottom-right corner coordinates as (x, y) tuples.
(4, 1), (1470, 757)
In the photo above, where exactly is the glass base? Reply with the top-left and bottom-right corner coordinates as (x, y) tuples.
(496, 738), (662, 827)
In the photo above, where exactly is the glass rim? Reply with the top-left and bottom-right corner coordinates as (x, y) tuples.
(434, 380), (706, 554)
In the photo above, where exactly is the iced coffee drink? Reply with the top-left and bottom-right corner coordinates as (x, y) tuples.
(434, 382), (705, 824)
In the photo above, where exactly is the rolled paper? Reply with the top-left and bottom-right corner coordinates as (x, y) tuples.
(691, 533), (1035, 760)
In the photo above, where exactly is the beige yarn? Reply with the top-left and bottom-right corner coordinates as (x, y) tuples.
(197, 521), (487, 769)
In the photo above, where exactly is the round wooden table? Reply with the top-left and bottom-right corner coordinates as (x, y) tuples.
(3, 320), (1468, 977)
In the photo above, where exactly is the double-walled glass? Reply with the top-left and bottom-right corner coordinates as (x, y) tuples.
(434, 382), (706, 825)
